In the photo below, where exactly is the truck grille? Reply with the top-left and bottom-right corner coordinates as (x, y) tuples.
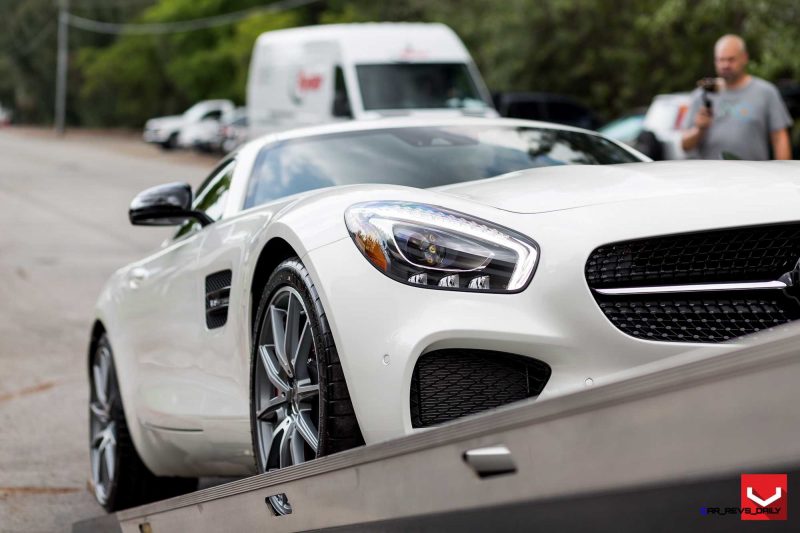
(410, 349), (551, 428)
(587, 224), (800, 343)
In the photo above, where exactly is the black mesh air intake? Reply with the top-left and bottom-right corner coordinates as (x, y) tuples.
(586, 223), (800, 343)
(410, 349), (551, 428)
(205, 270), (232, 329)
(598, 293), (800, 343)
(586, 223), (800, 289)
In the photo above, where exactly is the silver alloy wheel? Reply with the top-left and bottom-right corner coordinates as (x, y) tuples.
(90, 344), (117, 506)
(255, 286), (320, 482)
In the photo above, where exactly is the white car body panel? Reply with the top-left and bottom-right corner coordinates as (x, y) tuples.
(177, 119), (221, 150)
(142, 115), (183, 144)
(95, 116), (800, 477)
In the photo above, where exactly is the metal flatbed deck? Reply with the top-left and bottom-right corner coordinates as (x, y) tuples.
(75, 324), (800, 532)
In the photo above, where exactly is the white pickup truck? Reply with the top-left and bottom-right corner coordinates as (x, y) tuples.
(143, 99), (234, 150)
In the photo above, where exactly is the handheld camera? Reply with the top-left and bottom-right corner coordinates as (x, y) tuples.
(697, 77), (721, 111)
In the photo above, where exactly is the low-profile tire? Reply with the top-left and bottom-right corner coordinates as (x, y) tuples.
(250, 258), (364, 478)
(89, 334), (197, 512)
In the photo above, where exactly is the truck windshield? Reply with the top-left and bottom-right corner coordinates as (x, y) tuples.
(356, 63), (488, 111)
(244, 125), (642, 209)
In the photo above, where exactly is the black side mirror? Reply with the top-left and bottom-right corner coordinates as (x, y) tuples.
(129, 182), (213, 227)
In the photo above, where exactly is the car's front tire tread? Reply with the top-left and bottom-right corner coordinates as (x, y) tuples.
(251, 258), (363, 467)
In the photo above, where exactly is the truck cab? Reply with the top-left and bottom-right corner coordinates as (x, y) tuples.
(246, 23), (497, 137)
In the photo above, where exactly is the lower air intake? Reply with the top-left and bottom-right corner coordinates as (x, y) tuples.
(410, 349), (551, 428)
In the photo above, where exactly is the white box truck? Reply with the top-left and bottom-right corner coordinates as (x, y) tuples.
(246, 22), (497, 136)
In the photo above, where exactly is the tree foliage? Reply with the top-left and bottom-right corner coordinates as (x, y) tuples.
(76, 0), (307, 126)
(1, 0), (799, 127)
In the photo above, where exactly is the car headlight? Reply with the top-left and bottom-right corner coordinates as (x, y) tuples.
(344, 201), (539, 292)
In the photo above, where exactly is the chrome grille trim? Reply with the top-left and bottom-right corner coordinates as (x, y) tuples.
(594, 280), (788, 296)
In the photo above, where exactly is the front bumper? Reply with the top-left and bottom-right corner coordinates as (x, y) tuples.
(303, 196), (796, 445)
(143, 128), (170, 144)
(304, 239), (726, 446)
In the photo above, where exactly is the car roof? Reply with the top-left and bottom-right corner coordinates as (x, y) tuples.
(223, 116), (648, 220)
(252, 23), (469, 63)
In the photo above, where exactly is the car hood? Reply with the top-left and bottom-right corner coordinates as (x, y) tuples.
(146, 115), (183, 129)
(433, 160), (800, 214)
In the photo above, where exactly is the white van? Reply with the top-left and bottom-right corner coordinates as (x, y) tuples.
(246, 23), (497, 136)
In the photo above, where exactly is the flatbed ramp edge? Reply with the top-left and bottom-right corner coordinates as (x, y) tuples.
(75, 325), (800, 532)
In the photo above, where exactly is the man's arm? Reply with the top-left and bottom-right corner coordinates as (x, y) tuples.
(681, 106), (712, 151)
(770, 128), (792, 160)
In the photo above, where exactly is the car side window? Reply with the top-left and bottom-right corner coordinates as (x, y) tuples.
(174, 159), (235, 240)
(202, 109), (223, 121)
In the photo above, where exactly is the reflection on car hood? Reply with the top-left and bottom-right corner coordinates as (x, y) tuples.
(434, 160), (800, 214)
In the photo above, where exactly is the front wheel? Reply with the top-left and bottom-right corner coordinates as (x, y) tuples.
(250, 258), (363, 476)
(159, 132), (178, 150)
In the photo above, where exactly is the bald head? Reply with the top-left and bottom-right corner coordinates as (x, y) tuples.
(715, 34), (747, 55)
(714, 34), (749, 85)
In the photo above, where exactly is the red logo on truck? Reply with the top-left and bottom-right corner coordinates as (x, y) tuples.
(297, 71), (322, 92)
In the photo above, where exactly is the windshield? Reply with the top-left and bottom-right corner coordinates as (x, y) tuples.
(244, 125), (640, 209)
(183, 103), (206, 120)
(356, 63), (488, 111)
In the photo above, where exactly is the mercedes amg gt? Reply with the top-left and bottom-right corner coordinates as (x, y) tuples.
(88, 117), (800, 510)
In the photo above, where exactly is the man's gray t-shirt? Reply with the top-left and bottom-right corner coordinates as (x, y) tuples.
(684, 76), (792, 160)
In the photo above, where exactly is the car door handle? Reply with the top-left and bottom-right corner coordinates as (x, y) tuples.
(128, 267), (150, 289)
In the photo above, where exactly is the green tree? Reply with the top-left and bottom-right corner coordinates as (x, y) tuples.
(0, 0), (153, 123)
(3, 0), (800, 127)
(76, 0), (309, 127)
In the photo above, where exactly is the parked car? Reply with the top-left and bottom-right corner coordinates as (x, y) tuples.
(598, 112), (646, 147)
(95, 117), (800, 514)
(0, 103), (12, 125)
(601, 95), (690, 160)
(246, 23), (497, 137)
(177, 112), (227, 152)
(493, 92), (599, 130)
(89, 117), (646, 510)
(212, 107), (248, 154)
(143, 100), (234, 150)
(777, 80), (800, 158)
(639, 92), (691, 160)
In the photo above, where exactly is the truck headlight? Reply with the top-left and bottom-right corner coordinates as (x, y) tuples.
(344, 201), (539, 292)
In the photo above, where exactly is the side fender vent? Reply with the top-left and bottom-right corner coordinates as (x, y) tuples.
(206, 270), (232, 329)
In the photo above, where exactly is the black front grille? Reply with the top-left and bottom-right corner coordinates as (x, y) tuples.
(410, 349), (551, 428)
(598, 293), (800, 343)
(587, 224), (800, 343)
(586, 223), (800, 289)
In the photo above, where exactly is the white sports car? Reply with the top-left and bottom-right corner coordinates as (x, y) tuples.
(89, 117), (800, 511)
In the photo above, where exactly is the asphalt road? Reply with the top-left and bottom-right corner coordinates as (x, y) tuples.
(0, 128), (215, 532)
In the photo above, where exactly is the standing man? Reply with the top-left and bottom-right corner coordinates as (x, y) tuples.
(682, 34), (792, 160)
